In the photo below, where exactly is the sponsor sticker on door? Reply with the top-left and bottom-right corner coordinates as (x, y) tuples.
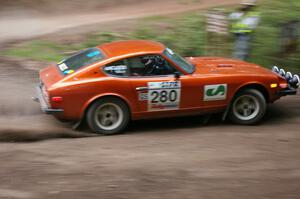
(204, 84), (227, 101)
(148, 81), (181, 111)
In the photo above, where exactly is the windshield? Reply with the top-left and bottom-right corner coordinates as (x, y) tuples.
(163, 48), (194, 74)
(57, 48), (105, 75)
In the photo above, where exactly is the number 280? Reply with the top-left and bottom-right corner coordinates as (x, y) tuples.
(150, 90), (178, 103)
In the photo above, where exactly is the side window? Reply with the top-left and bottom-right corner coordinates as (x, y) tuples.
(103, 60), (128, 77)
(126, 55), (177, 77)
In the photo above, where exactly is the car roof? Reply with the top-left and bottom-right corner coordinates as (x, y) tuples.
(98, 40), (165, 58)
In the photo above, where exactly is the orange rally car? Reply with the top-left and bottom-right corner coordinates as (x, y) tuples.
(33, 40), (300, 135)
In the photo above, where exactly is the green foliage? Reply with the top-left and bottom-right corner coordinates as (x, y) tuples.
(249, 0), (300, 73)
(3, 40), (65, 62)
(81, 32), (123, 48)
(130, 13), (206, 56)
(2, 32), (124, 62)
(2, 0), (300, 73)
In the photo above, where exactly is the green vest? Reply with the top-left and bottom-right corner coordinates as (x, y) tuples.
(231, 11), (260, 34)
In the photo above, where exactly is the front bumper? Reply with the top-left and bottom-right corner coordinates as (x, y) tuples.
(32, 84), (63, 114)
(277, 88), (298, 96)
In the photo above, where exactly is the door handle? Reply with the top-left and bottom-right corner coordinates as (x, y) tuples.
(136, 87), (148, 91)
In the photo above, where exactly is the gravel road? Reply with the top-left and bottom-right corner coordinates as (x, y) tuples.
(0, 56), (299, 199)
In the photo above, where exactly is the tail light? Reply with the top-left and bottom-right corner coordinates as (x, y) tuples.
(51, 97), (63, 102)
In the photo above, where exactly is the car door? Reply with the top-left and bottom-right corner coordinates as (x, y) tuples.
(126, 54), (199, 117)
(161, 48), (206, 111)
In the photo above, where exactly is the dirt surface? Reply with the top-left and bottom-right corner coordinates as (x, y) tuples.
(0, 56), (300, 198)
(1, 0), (300, 198)
(0, 0), (239, 46)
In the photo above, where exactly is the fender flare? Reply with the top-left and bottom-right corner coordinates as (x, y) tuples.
(222, 82), (270, 121)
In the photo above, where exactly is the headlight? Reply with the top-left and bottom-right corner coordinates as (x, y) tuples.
(292, 75), (300, 88)
(285, 72), (293, 81)
(288, 74), (300, 88)
(272, 66), (299, 89)
(272, 66), (279, 73)
(279, 69), (286, 77)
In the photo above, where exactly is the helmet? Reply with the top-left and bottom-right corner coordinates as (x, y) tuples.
(140, 56), (153, 65)
(241, 0), (257, 6)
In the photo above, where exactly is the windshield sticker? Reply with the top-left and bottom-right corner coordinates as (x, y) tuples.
(204, 84), (227, 101)
(105, 65), (127, 74)
(58, 63), (68, 71)
(63, 69), (75, 75)
(147, 81), (181, 111)
(86, 50), (100, 58)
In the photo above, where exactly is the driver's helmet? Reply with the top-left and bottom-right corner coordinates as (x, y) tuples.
(141, 56), (154, 66)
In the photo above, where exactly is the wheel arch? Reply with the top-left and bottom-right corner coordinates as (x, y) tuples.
(233, 83), (270, 103)
(222, 82), (270, 121)
(80, 94), (132, 121)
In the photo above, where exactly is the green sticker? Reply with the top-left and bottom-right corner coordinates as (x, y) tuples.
(204, 84), (227, 101)
(206, 85), (226, 97)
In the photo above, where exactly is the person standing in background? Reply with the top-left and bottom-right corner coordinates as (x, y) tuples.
(229, 0), (260, 60)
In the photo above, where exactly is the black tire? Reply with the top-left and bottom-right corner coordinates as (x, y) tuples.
(229, 89), (267, 125)
(86, 97), (130, 135)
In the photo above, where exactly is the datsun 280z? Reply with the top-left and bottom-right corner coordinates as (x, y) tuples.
(33, 40), (300, 135)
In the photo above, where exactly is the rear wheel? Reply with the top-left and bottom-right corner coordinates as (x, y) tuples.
(86, 98), (130, 135)
(229, 89), (266, 125)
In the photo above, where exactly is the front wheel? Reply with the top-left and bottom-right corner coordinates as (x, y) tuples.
(86, 98), (130, 135)
(229, 89), (267, 125)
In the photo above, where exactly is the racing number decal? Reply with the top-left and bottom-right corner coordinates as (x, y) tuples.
(150, 90), (178, 103)
(148, 81), (181, 111)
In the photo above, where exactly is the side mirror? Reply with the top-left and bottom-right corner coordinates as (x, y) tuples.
(174, 71), (181, 79)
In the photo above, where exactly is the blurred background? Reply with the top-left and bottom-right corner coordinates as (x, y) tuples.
(0, 0), (299, 73)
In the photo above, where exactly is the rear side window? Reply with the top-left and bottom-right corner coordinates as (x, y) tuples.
(103, 60), (128, 77)
(57, 48), (105, 75)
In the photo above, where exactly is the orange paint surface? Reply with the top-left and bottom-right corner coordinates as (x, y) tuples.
(39, 40), (287, 121)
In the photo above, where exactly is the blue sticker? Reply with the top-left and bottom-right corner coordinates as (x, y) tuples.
(86, 50), (100, 58)
(63, 69), (75, 75)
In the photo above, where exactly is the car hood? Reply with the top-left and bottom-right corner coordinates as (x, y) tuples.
(39, 64), (63, 89)
(186, 57), (273, 76)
